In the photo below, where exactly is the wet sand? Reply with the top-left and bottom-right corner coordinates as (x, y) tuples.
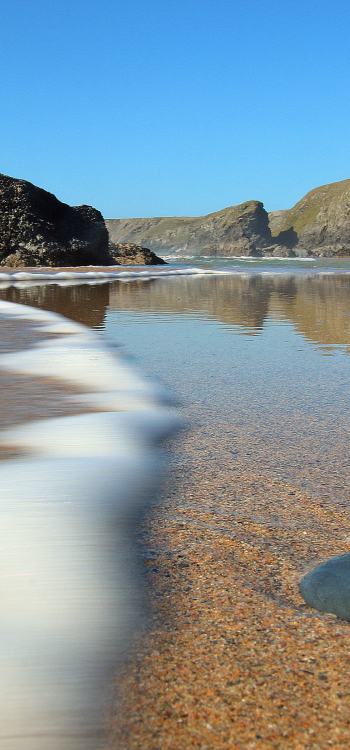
(110, 416), (350, 749)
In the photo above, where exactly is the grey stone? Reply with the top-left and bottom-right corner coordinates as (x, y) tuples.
(300, 553), (350, 621)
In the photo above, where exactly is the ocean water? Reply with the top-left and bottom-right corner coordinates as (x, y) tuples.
(2, 256), (350, 507)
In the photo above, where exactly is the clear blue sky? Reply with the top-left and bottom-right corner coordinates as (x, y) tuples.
(1, 0), (350, 217)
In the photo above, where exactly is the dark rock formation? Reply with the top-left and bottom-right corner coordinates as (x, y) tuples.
(0, 173), (111, 267)
(109, 242), (166, 265)
(269, 179), (350, 256)
(106, 201), (272, 257)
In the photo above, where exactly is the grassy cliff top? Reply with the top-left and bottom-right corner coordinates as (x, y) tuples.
(108, 201), (263, 225)
(271, 178), (350, 237)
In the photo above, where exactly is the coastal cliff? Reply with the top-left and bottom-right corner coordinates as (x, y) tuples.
(108, 178), (350, 258)
(269, 178), (350, 256)
(106, 201), (272, 258)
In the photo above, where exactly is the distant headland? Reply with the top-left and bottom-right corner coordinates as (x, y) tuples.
(107, 178), (350, 258)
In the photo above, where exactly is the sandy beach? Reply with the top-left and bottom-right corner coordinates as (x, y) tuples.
(110, 415), (350, 749)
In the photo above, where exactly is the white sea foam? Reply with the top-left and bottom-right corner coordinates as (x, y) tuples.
(0, 266), (227, 287)
(159, 254), (316, 262)
(0, 300), (179, 749)
(0, 260), (347, 296)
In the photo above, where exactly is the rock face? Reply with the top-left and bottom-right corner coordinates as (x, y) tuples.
(269, 179), (350, 256)
(109, 242), (166, 265)
(0, 173), (111, 267)
(106, 201), (272, 257)
(300, 554), (350, 621)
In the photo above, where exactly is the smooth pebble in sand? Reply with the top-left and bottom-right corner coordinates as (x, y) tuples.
(300, 553), (350, 621)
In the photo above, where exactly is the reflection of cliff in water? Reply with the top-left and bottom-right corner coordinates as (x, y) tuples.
(1, 274), (350, 353)
(108, 274), (350, 352)
(272, 276), (350, 352)
(0, 284), (109, 328)
(109, 276), (272, 331)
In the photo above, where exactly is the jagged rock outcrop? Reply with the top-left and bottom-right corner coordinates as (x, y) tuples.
(269, 179), (350, 256)
(109, 242), (166, 265)
(106, 201), (272, 257)
(0, 173), (112, 267)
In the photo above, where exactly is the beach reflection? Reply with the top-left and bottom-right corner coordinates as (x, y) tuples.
(2, 273), (350, 354)
(1, 283), (109, 328)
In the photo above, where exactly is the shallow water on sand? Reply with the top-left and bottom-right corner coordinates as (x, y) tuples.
(2, 261), (350, 509)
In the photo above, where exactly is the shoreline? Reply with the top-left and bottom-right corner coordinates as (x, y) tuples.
(2, 260), (350, 295)
(0, 265), (228, 288)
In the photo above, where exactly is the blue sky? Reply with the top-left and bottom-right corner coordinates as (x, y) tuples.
(1, 0), (350, 217)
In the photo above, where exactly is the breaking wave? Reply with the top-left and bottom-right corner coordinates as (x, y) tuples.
(0, 300), (179, 749)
